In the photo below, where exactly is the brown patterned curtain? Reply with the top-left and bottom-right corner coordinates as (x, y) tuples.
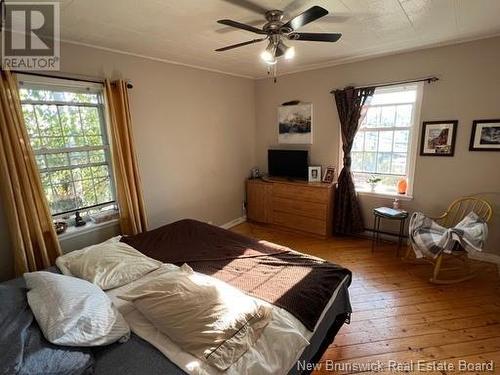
(0, 70), (62, 275)
(105, 80), (148, 235)
(332, 86), (375, 235)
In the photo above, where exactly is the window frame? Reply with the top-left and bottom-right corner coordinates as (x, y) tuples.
(17, 74), (118, 218)
(339, 82), (424, 198)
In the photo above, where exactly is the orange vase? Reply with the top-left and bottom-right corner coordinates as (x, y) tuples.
(397, 178), (408, 195)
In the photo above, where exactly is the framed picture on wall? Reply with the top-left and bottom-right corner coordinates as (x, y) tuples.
(278, 103), (312, 144)
(469, 119), (500, 151)
(420, 120), (458, 156)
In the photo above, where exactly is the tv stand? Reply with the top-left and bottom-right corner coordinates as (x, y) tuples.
(246, 178), (335, 237)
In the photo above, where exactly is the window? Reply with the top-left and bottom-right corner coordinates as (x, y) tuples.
(351, 83), (423, 196)
(18, 75), (117, 221)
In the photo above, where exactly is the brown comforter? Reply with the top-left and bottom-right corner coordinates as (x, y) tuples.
(122, 219), (351, 331)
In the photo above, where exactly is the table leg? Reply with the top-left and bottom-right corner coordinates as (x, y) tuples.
(376, 216), (381, 246)
(371, 215), (377, 253)
(397, 218), (405, 257)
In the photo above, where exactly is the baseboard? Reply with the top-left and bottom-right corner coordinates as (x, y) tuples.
(220, 216), (247, 230)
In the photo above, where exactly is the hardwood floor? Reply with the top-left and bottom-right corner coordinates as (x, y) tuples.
(231, 222), (500, 374)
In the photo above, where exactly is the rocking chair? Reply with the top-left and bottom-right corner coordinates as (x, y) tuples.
(409, 197), (493, 284)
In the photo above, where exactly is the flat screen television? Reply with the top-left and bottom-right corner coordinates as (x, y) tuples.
(268, 149), (308, 180)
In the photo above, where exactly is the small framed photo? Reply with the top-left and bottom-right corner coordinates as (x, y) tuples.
(322, 166), (335, 183)
(420, 120), (458, 156)
(308, 166), (321, 182)
(469, 119), (500, 151)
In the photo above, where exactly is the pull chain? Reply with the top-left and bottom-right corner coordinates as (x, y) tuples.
(266, 64), (278, 83)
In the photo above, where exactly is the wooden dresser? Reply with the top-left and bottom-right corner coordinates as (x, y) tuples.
(246, 178), (335, 237)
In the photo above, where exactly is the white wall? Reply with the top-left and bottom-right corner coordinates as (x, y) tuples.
(0, 41), (256, 280)
(254, 37), (500, 252)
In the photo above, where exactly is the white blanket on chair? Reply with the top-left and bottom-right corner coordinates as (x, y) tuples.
(409, 211), (488, 259)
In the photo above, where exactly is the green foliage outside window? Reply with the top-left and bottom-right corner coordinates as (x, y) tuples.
(20, 86), (115, 216)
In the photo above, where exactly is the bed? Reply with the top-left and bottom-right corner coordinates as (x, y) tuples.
(1, 219), (352, 375)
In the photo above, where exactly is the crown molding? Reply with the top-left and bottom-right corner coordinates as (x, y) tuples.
(60, 38), (255, 80)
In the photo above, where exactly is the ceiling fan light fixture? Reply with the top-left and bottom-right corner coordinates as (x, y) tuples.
(275, 40), (287, 57)
(260, 49), (274, 64)
(261, 42), (277, 64)
(275, 40), (295, 60)
(284, 46), (295, 60)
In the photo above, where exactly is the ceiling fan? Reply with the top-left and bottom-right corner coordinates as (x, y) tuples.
(215, 4), (342, 67)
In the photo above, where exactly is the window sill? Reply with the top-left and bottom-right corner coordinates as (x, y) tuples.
(58, 219), (120, 241)
(356, 188), (413, 200)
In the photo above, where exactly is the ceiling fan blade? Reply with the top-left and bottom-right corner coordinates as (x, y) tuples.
(216, 19), (264, 34)
(288, 32), (342, 42)
(215, 38), (267, 52)
(282, 6), (328, 31)
(220, 0), (269, 15)
(217, 19), (266, 34)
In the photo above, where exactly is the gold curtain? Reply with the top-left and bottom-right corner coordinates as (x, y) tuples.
(105, 80), (148, 235)
(0, 70), (61, 275)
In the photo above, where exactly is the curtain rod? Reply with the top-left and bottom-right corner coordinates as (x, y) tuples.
(12, 70), (134, 88)
(331, 76), (439, 93)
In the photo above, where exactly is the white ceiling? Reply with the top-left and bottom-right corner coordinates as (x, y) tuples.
(58, 0), (500, 79)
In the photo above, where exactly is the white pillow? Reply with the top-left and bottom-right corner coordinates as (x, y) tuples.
(56, 238), (161, 290)
(55, 235), (120, 276)
(118, 264), (272, 370)
(24, 271), (130, 346)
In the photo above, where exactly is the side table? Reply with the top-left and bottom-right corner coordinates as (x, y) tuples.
(372, 207), (409, 256)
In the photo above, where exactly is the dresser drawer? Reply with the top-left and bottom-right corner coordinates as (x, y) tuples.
(272, 183), (329, 203)
(272, 211), (327, 236)
(246, 180), (272, 223)
(273, 197), (327, 220)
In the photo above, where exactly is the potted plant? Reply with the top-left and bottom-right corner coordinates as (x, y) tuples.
(366, 175), (382, 192)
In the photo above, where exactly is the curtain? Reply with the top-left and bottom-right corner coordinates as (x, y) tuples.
(0, 70), (61, 275)
(105, 80), (148, 235)
(332, 86), (376, 235)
